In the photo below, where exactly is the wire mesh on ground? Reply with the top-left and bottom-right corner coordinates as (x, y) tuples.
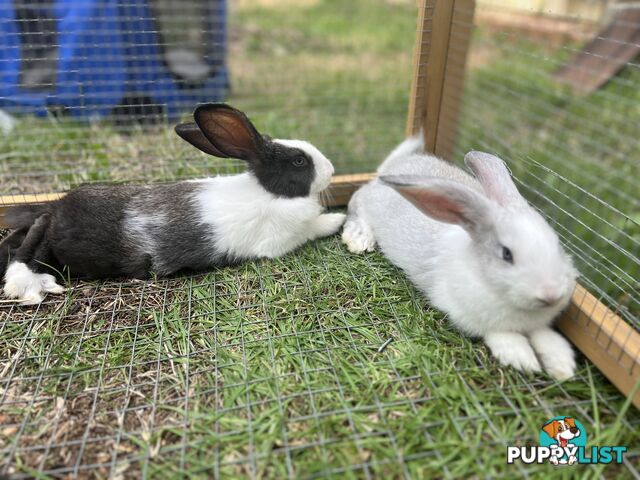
(1, 0), (639, 478)
(1, 237), (638, 478)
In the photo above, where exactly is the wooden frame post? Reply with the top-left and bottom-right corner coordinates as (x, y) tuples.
(407, 0), (476, 160)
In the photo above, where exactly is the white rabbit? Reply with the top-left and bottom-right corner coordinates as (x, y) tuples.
(342, 134), (578, 380)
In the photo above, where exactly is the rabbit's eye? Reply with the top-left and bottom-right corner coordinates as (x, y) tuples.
(292, 156), (307, 167)
(502, 246), (514, 264)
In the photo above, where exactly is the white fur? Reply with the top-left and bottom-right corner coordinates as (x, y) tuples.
(484, 332), (541, 372)
(343, 135), (578, 380)
(342, 216), (376, 253)
(342, 190), (376, 253)
(123, 212), (167, 258)
(529, 327), (576, 381)
(3, 261), (65, 305)
(0, 109), (16, 135)
(273, 139), (335, 193)
(309, 213), (349, 239)
(194, 173), (344, 261)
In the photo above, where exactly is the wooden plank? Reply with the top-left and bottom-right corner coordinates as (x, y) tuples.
(475, 9), (598, 45)
(554, 8), (640, 94)
(422, 1), (455, 154)
(321, 173), (375, 207)
(406, 0), (435, 137)
(557, 284), (640, 409)
(0, 193), (65, 204)
(405, 0), (476, 160)
(435, 0), (476, 160)
(0, 193), (65, 228)
(0, 174), (375, 228)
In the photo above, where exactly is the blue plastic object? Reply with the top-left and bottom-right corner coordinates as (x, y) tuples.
(0, 0), (227, 120)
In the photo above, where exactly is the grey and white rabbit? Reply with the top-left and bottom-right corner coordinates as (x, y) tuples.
(342, 134), (578, 380)
(1, 103), (345, 305)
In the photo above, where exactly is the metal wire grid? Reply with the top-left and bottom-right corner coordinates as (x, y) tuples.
(0, 0), (412, 197)
(447, 2), (639, 368)
(0, 0), (639, 477)
(0, 0), (230, 195)
(0, 238), (638, 478)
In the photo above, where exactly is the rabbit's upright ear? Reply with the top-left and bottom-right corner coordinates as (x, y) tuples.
(175, 122), (229, 157)
(464, 151), (525, 207)
(379, 175), (494, 235)
(194, 103), (265, 162)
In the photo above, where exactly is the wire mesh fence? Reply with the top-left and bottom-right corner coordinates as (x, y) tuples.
(0, 0), (411, 197)
(1, 0), (639, 478)
(449, 0), (640, 404)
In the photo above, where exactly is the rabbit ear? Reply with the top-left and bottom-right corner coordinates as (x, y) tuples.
(464, 151), (525, 207)
(379, 175), (494, 235)
(194, 103), (265, 162)
(174, 122), (229, 157)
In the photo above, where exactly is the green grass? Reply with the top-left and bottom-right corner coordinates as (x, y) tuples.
(216, 0), (416, 176)
(2, 238), (638, 478)
(1, 0), (639, 478)
(0, 0), (415, 196)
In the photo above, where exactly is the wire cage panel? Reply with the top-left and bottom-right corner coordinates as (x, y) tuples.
(0, 0), (413, 199)
(446, 0), (640, 408)
(0, 0), (639, 478)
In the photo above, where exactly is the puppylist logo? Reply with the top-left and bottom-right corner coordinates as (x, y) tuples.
(507, 416), (627, 466)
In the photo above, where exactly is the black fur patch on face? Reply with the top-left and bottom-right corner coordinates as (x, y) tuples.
(250, 141), (316, 198)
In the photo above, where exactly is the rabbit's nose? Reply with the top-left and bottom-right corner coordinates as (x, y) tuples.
(536, 293), (562, 307)
(535, 283), (564, 307)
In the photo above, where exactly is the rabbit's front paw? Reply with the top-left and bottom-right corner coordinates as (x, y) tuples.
(528, 327), (575, 381)
(484, 332), (541, 373)
(312, 213), (347, 238)
(341, 217), (376, 253)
